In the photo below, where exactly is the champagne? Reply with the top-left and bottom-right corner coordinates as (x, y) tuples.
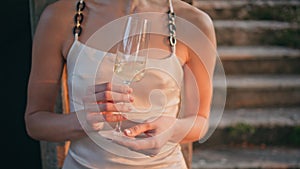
(114, 58), (146, 83)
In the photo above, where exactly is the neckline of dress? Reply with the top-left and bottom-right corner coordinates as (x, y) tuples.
(67, 40), (180, 63)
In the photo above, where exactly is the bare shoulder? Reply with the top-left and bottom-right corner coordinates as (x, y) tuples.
(35, 0), (76, 37)
(39, 0), (75, 21)
(34, 0), (77, 57)
(173, 0), (216, 45)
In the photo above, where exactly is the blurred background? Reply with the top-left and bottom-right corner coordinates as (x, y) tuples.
(192, 0), (300, 168)
(8, 0), (299, 169)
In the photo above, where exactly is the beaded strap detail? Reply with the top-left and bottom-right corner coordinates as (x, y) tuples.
(168, 10), (177, 47)
(73, 0), (86, 39)
(168, 0), (177, 52)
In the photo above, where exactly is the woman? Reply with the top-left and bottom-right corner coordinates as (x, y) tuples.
(25, 0), (216, 168)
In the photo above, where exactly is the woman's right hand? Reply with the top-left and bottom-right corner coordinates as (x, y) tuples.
(83, 82), (134, 131)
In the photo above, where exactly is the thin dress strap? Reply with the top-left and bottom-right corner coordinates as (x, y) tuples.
(168, 0), (177, 55)
(73, 0), (86, 40)
(169, 0), (175, 14)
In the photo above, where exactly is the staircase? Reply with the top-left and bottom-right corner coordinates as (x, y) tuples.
(191, 0), (300, 168)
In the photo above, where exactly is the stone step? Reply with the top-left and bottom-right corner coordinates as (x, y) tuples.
(222, 75), (300, 109)
(192, 146), (300, 169)
(193, 0), (300, 22)
(218, 46), (300, 75)
(214, 20), (299, 48)
(197, 107), (300, 147)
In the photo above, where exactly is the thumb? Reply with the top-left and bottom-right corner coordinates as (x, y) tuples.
(124, 123), (154, 137)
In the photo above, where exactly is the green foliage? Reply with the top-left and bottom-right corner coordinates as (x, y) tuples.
(228, 123), (256, 139)
(289, 126), (300, 146)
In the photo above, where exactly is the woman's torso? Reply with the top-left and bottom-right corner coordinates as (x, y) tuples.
(61, 0), (191, 168)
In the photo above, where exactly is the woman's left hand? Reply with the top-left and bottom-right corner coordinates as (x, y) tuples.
(114, 116), (177, 156)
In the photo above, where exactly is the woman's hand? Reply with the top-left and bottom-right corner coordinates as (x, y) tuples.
(114, 116), (178, 156)
(83, 82), (134, 131)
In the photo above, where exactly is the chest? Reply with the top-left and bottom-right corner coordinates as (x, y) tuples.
(64, 4), (188, 64)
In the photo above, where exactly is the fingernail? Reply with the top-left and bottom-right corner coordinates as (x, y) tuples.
(124, 129), (131, 136)
(129, 95), (134, 102)
(122, 113), (128, 119)
(127, 88), (133, 93)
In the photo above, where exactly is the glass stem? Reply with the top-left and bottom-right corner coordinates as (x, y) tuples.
(115, 121), (122, 133)
(115, 80), (131, 133)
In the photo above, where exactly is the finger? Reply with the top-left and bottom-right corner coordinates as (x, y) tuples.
(103, 112), (127, 122)
(88, 112), (127, 122)
(99, 103), (132, 112)
(123, 123), (154, 137)
(84, 101), (101, 112)
(89, 82), (132, 94)
(85, 102), (132, 112)
(95, 91), (134, 103)
(86, 112), (105, 123)
(83, 92), (134, 103)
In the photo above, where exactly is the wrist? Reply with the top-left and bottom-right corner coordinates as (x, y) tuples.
(67, 113), (86, 141)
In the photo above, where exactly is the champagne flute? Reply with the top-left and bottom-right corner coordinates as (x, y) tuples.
(113, 16), (151, 135)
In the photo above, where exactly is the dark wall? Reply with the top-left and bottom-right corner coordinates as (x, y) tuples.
(3, 0), (41, 168)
